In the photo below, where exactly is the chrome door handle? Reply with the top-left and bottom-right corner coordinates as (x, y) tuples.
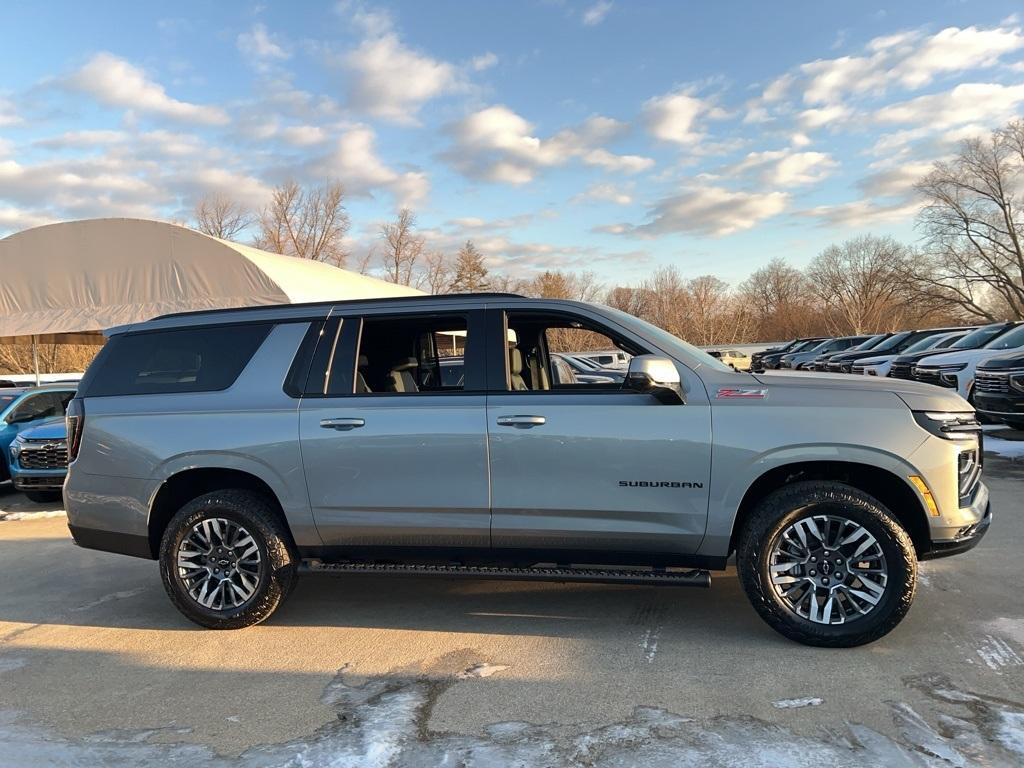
(320, 417), (365, 431)
(496, 415), (546, 428)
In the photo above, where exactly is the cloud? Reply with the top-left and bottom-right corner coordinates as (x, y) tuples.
(611, 186), (789, 237)
(0, 97), (21, 127)
(582, 1), (613, 26)
(340, 14), (457, 123)
(313, 126), (429, 208)
(573, 182), (633, 205)
(800, 198), (922, 228)
(470, 52), (498, 71)
(642, 88), (724, 145)
(279, 124), (329, 146)
(62, 52), (229, 125)
(749, 23), (1024, 128)
(237, 23), (290, 71)
(857, 161), (935, 198)
(443, 106), (652, 184)
(0, 206), (55, 232)
(726, 149), (838, 187)
(874, 82), (1024, 130)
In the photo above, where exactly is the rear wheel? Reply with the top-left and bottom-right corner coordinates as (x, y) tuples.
(24, 490), (62, 504)
(737, 481), (917, 647)
(159, 489), (297, 629)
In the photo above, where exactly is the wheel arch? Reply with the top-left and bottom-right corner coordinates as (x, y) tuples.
(147, 467), (295, 559)
(728, 460), (931, 558)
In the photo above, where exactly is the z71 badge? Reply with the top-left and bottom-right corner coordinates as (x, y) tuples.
(716, 388), (767, 399)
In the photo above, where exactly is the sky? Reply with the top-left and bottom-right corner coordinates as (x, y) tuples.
(1, 0), (1023, 286)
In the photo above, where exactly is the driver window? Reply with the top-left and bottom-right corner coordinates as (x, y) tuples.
(504, 313), (640, 392)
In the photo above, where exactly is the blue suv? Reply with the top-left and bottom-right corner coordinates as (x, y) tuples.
(0, 385), (77, 482)
(10, 416), (68, 502)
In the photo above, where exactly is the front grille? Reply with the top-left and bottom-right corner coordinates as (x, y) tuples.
(890, 362), (913, 380)
(958, 446), (982, 504)
(852, 364), (866, 374)
(913, 368), (953, 387)
(974, 371), (1010, 394)
(18, 441), (68, 470)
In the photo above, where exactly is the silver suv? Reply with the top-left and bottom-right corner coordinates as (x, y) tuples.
(64, 294), (991, 647)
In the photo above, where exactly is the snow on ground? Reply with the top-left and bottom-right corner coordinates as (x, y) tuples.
(0, 669), (1022, 767)
(985, 435), (1024, 459)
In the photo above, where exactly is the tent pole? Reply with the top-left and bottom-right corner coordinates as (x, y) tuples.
(32, 335), (40, 386)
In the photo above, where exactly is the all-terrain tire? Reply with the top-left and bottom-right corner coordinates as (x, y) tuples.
(159, 489), (297, 629)
(736, 481), (917, 648)
(24, 490), (63, 504)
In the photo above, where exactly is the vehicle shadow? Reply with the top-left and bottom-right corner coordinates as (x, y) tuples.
(0, 532), (776, 645)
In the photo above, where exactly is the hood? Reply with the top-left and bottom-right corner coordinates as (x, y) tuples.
(857, 354), (897, 366)
(17, 417), (67, 441)
(913, 348), (1000, 368)
(978, 349), (1024, 371)
(893, 347), (964, 364)
(753, 371), (971, 412)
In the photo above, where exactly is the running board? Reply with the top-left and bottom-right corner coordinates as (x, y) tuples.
(299, 561), (711, 588)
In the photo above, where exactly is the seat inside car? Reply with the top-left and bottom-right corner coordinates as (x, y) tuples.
(509, 347), (529, 390)
(386, 358), (419, 393)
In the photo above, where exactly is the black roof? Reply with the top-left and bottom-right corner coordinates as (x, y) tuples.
(152, 292), (526, 323)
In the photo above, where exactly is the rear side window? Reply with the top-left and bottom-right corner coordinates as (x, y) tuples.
(82, 323), (272, 397)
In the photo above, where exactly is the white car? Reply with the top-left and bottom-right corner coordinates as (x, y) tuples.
(912, 323), (1024, 403)
(856, 331), (966, 377)
(576, 349), (631, 370)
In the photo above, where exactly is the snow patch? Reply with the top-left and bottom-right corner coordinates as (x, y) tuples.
(984, 436), (1024, 458)
(638, 626), (661, 664)
(975, 634), (1024, 672)
(458, 663), (508, 679)
(0, 509), (67, 521)
(997, 710), (1024, 760)
(772, 697), (823, 709)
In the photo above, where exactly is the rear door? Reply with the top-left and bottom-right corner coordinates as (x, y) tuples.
(298, 309), (491, 548)
(485, 306), (712, 556)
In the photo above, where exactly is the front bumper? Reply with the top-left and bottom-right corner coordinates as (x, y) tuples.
(973, 391), (1024, 420)
(921, 482), (991, 560)
(11, 467), (66, 491)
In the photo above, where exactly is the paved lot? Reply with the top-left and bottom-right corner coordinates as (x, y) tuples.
(1, 453), (1023, 766)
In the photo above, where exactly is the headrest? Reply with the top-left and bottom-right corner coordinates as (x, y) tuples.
(391, 357), (418, 372)
(509, 347), (523, 375)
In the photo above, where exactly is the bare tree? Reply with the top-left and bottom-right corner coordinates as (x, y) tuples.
(421, 251), (453, 294)
(806, 236), (915, 334)
(255, 180), (350, 266)
(738, 257), (819, 340)
(193, 193), (253, 240)
(450, 240), (489, 292)
(910, 120), (1024, 320)
(378, 208), (425, 286)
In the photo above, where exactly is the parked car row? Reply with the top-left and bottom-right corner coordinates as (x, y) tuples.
(0, 383), (77, 502)
(754, 322), (1024, 430)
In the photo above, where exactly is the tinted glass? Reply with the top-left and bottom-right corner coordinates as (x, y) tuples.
(953, 323), (1010, 349)
(83, 324), (272, 397)
(869, 331), (911, 352)
(985, 323), (1024, 350)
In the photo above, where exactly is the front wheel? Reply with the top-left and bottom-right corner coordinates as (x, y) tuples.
(737, 481), (917, 647)
(159, 489), (297, 629)
(24, 490), (62, 504)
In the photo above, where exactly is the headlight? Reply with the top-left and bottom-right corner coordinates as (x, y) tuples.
(9, 436), (23, 460)
(1010, 373), (1024, 393)
(935, 363), (967, 386)
(913, 411), (981, 441)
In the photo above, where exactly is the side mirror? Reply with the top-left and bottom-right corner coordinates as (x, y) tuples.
(626, 355), (684, 404)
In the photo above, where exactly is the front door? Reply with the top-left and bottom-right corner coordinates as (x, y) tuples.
(486, 309), (712, 555)
(299, 310), (491, 548)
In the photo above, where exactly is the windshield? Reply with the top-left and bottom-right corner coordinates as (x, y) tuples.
(868, 331), (911, 353)
(955, 323), (1011, 349)
(902, 333), (950, 354)
(984, 323), (1024, 350)
(601, 307), (734, 372)
(852, 334), (887, 351)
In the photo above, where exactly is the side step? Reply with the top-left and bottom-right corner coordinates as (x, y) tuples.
(299, 561), (711, 588)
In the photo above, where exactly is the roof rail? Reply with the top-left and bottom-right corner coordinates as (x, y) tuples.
(151, 292), (527, 322)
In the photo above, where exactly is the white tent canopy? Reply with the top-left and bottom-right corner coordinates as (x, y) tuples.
(0, 218), (422, 341)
